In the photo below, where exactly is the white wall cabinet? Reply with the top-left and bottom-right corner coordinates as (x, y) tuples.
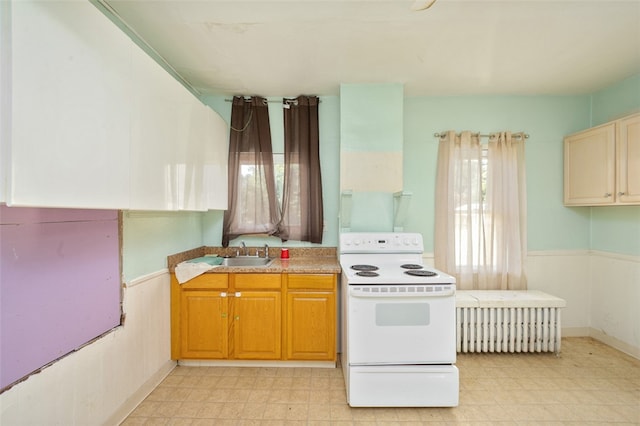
(564, 113), (640, 206)
(201, 105), (229, 210)
(129, 46), (195, 211)
(4, 1), (228, 211)
(9, 1), (132, 209)
(616, 114), (640, 204)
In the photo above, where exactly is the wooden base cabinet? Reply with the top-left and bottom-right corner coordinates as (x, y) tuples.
(232, 290), (282, 360)
(285, 274), (337, 361)
(171, 274), (229, 359)
(564, 112), (640, 206)
(230, 274), (282, 360)
(180, 290), (228, 358)
(171, 274), (282, 360)
(172, 272), (337, 362)
(172, 273), (283, 360)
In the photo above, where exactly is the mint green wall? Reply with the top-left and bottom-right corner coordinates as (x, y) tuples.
(122, 212), (203, 282)
(339, 84), (404, 231)
(589, 73), (640, 256)
(591, 74), (640, 125)
(403, 95), (592, 252)
(206, 93), (597, 253)
(121, 75), (640, 280)
(340, 83), (403, 152)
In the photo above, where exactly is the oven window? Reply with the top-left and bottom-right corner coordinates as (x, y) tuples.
(375, 303), (430, 326)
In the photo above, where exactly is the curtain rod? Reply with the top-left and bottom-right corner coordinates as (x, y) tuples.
(434, 132), (529, 139)
(224, 98), (321, 104)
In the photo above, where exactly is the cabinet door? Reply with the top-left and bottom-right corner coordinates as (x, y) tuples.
(129, 45), (194, 210)
(564, 122), (616, 205)
(286, 291), (336, 361)
(180, 291), (228, 359)
(616, 113), (640, 204)
(10, 1), (132, 208)
(232, 291), (281, 360)
(202, 107), (229, 210)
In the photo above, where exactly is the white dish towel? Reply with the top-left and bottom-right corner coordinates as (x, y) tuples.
(174, 256), (222, 284)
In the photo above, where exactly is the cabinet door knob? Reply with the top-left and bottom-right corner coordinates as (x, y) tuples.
(618, 192), (626, 196)
(604, 193), (612, 197)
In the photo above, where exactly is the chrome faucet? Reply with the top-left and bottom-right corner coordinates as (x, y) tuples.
(264, 244), (269, 259)
(240, 241), (247, 256)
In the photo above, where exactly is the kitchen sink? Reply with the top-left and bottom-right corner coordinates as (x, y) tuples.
(221, 257), (274, 267)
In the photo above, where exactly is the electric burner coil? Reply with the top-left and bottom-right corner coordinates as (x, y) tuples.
(400, 264), (423, 270)
(404, 270), (437, 277)
(355, 271), (380, 277)
(350, 264), (379, 272)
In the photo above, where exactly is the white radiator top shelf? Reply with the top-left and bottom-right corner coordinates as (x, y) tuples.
(456, 290), (566, 308)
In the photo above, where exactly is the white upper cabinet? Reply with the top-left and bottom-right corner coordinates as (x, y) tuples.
(129, 49), (229, 211)
(564, 113), (640, 206)
(5, 1), (228, 211)
(202, 106), (229, 210)
(175, 101), (229, 211)
(616, 114), (640, 204)
(129, 45), (195, 210)
(10, 1), (132, 208)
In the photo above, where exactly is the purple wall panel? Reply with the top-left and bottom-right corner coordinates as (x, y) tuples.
(0, 206), (120, 389)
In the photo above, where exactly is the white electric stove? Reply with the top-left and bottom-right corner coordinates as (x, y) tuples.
(340, 232), (459, 407)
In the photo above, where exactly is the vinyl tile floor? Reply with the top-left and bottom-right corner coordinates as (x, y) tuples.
(121, 337), (640, 425)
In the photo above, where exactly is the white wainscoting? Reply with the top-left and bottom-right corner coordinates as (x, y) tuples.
(0, 270), (175, 425)
(526, 250), (591, 331)
(589, 251), (640, 359)
(424, 250), (639, 359)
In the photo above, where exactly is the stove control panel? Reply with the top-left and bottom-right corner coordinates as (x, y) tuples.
(340, 232), (423, 253)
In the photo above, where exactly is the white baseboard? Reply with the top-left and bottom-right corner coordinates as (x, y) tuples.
(562, 327), (639, 360)
(106, 359), (176, 426)
(588, 328), (640, 360)
(561, 327), (591, 337)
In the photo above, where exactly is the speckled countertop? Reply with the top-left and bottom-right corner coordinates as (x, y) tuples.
(167, 246), (341, 274)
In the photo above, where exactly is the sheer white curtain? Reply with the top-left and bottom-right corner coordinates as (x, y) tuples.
(434, 131), (527, 290)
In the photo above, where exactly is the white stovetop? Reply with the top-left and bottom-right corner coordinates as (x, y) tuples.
(340, 255), (455, 285)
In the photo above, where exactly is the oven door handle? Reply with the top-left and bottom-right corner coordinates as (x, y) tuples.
(349, 288), (455, 298)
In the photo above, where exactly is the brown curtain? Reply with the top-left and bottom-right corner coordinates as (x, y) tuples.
(222, 96), (281, 247)
(279, 96), (323, 243)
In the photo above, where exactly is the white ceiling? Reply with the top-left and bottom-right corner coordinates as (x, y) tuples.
(103, 0), (640, 97)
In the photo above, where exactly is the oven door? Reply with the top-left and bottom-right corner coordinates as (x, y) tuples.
(347, 285), (456, 364)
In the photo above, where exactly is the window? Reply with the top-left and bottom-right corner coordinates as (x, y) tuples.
(454, 146), (487, 268)
(434, 131), (527, 290)
(223, 96), (323, 246)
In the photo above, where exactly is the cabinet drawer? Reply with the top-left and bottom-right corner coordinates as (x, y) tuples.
(287, 274), (335, 290)
(233, 274), (281, 290)
(180, 274), (228, 290)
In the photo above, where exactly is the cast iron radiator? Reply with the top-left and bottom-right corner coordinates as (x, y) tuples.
(456, 291), (566, 354)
